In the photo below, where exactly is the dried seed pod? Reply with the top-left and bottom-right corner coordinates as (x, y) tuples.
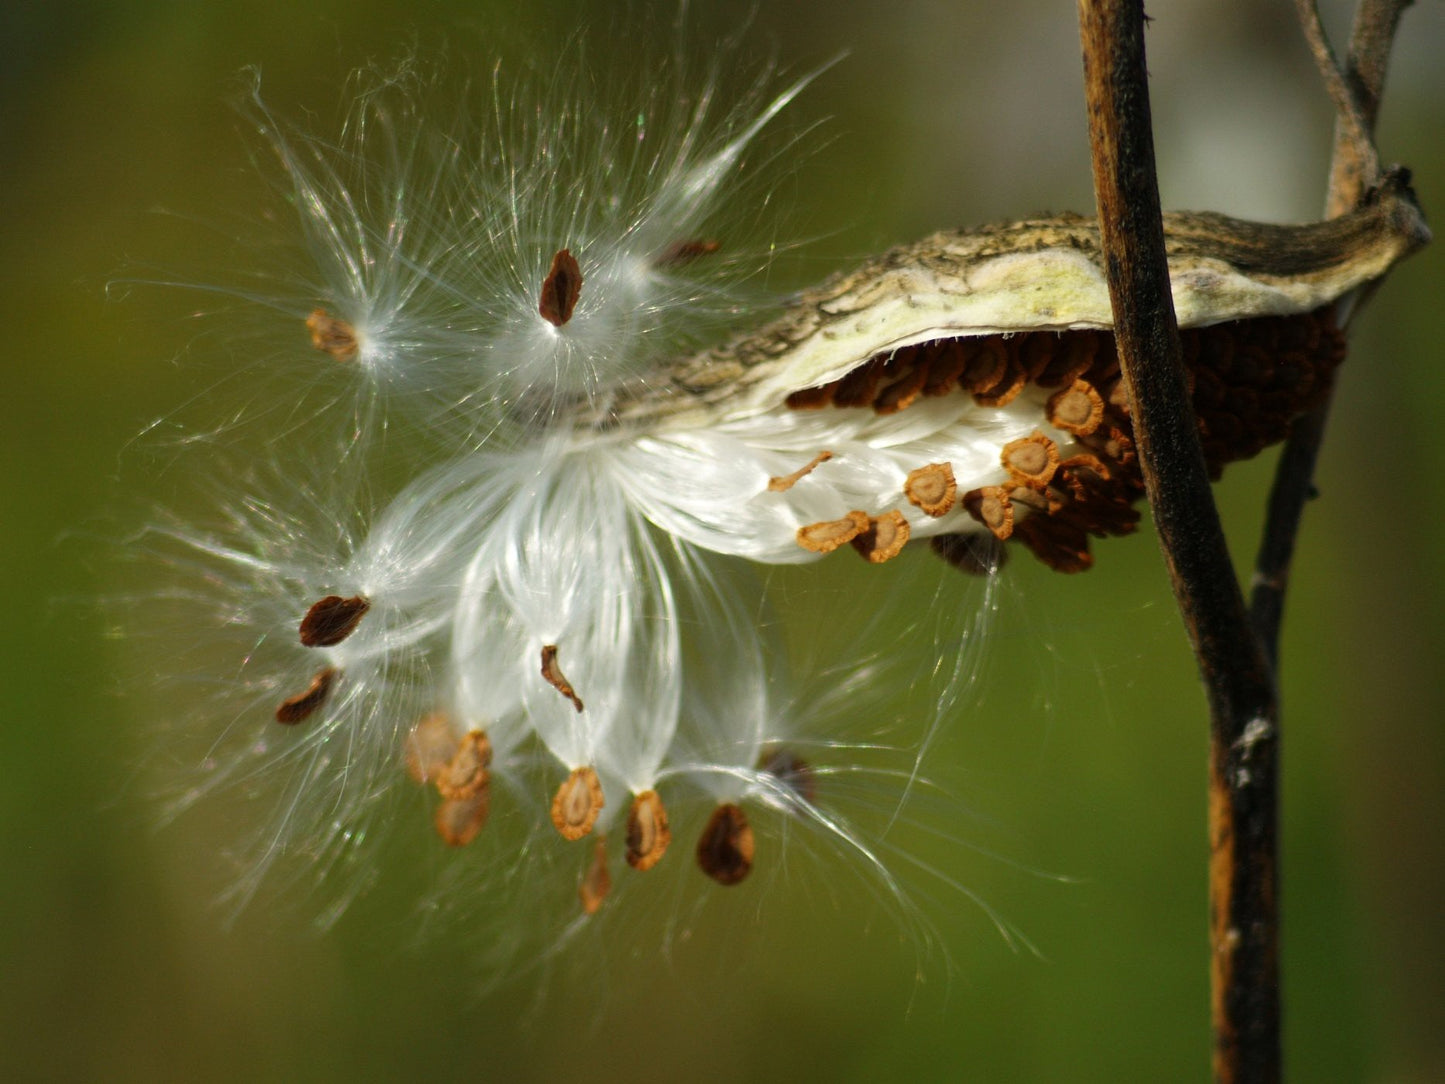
(849, 509), (910, 564)
(696, 803), (754, 886)
(625, 790), (671, 871)
(275, 667), (338, 724)
(298, 594), (370, 647)
(904, 462), (957, 517)
(551, 766), (605, 841)
(644, 174), (1424, 426)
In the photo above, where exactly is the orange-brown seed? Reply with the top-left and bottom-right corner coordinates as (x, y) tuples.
(904, 462), (957, 517)
(767, 450), (833, 492)
(850, 509), (911, 564)
(796, 510), (871, 555)
(306, 309), (359, 361)
(434, 791), (490, 847)
(435, 729), (492, 800)
(404, 711), (459, 785)
(1046, 380), (1106, 436)
(540, 644), (585, 712)
(758, 747), (817, 805)
(625, 790), (672, 871)
(962, 486), (1014, 540)
(1001, 432), (1061, 485)
(579, 837), (612, 915)
(551, 766), (605, 841)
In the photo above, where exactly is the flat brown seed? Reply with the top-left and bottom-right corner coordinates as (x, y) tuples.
(436, 729), (493, 800)
(579, 837), (612, 915)
(767, 450), (834, 492)
(275, 667), (338, 724)
(1001, 431), (1061, 485)
(796, 510), (871, 554)
(962, 486), (1014, 540)
(625, 790), (672, 871)
(538, 248), (583, 327)
(696, 803), (754, 887)
(540, 644), (584, 712)
(306, 309), (359, 361)
(404, 711), (459, 784)
(298, 594), (370, 648)
(653, 238), (720, 268)
(551, 766), (605, 840)
(850, 509), (911, 563)
(434, 791), (490, 847)
(904, 462), (957, 517)
(1046, 381), (1106, 437)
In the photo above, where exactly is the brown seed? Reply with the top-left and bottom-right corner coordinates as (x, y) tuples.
(904, 462), (957, 517)
(540, 644), (584, 712)
(696, 803), (754, 886)
(972, 356), (1027, 406)
(783, 384), (834, 410)
(957, 338), (1009, 395)
(850, 509), (911, 563)
(625, 790), (672, 871)
(298, 594), (370, 648)
(436, 729), (493, 800)
(538, 248), (583, 327)
(275, 667), (338, 724)
(767, 450), (833, 492)
(404, 711), (459, 785)
(551, 766), (605, 841)
(962, 486), (1015, 540)
(874, 365), (927, 414)
(1046, 380), (1106, 437)
(930, 531), (1008, 576)
(1001, 431), (1061, 485)
(758, 747), (817, 805)
(652, 238), (720, 268)
(579, 837), (612, 915)
(306, 309), (359, 361)
(796, 510), (871, 555)
(434, 791), (490, 847)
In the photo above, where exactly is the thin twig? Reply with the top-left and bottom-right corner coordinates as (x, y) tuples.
(1076, 3), (1282, 1080)
(1250, 0), (1412, 663)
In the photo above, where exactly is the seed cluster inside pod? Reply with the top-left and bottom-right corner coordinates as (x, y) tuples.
(785, 307), (1346, 572)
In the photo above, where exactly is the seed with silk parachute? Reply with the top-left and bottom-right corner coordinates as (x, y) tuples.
(132, 40), (1427, 959)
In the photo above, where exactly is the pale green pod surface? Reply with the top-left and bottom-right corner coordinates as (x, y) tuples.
(625, 170), (1428, 426)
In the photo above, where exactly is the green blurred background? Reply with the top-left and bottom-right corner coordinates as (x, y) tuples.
(4, 1), (1442, 1080)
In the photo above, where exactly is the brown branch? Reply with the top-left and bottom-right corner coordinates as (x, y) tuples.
(1250, 0), (1412, 662)
(1077, 3), (1281, 1081)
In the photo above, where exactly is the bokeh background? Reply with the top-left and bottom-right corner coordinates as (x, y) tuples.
(4, 1), (1441, 1080)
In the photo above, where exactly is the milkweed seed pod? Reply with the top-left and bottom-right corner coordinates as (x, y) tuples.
(613, 169), (1428, 573)
(134, 38), (1426, 959)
